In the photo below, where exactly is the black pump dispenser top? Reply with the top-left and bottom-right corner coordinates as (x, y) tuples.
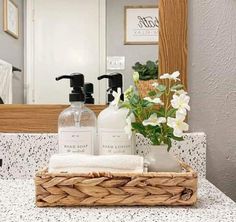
(55, 73), (85, 102)
(97, 73), (124, 104)
(84, 82), (94, 104)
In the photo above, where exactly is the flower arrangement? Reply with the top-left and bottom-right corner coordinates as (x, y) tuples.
(123, 71), (190, 151)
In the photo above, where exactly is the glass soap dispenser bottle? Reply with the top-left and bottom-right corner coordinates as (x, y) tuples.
(55, 73), (96, 154)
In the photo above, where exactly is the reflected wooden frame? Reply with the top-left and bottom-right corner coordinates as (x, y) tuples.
(0, 0), (188, 133)
(3, 0), (19, 39)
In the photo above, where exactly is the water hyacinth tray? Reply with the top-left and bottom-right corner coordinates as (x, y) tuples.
(35, 162), (197, 207)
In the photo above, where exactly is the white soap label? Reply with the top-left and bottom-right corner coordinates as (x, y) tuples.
(58, 127), (94, 154)
(99, 128), (133, 155)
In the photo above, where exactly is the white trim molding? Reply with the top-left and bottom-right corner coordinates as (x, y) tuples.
(24, 0), (35, 103)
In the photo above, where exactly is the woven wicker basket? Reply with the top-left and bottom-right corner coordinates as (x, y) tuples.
(137, 79), (159, 98)
(35, 162), (197, 207)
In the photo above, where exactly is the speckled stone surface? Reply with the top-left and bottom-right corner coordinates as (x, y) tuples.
(0, 179), (235, 222)
(0, 134), (58, 179)
(0, 132), (206, 179)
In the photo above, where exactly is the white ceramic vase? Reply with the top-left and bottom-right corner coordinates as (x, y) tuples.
(145, 144), (182, 172)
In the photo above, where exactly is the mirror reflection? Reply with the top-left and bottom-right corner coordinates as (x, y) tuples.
(0, 0), (158, 105)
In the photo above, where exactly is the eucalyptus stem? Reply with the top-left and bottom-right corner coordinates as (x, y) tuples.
(165, 79), (172, 117)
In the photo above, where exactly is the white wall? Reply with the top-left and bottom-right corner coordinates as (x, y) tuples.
(188, 0), (236, 201)
(0, 0), (24, 103)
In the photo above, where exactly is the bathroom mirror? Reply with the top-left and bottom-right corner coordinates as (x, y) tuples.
(23, 0), (159, 105)
(0, 0), (187, 132)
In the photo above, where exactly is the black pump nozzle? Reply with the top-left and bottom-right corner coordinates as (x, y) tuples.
(97, 73), (124, 104)
(55, 73), (85, 102)
(55, 75), (71, 81)
(97, 75), (113, 81)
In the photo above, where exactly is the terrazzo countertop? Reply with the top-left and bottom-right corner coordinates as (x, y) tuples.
(0, 179), (235, 222)
(0, 132), (206, 179)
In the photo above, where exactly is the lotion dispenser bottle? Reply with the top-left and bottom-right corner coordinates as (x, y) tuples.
(55, 73), (96, 154)
(97, 74), (135, 155)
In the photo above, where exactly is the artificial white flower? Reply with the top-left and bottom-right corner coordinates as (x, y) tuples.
(144, 97), (164, 105)
(151, 82), (159, 88)
(124, 85), (134, 95)
(111, 87), (121, 106)
(124, 116), (132, 139)
(175, 109), (185, 117)
(173, 89), (188, 95)
(167, 113), (189, 137)
(133, 72), (139, 82)
(160, 71), (180, 81)
(124, 85), (134, 101)
(171, 94), (190, 115)
(159, 73), (171, 79)
(142, 113), (166, 126)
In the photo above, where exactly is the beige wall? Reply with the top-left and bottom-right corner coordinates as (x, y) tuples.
(106, 0), (158, 90)
(188, 0), (236, 201)
(0, 0), (24, 103)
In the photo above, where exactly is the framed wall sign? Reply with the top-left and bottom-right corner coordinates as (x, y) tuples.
(3, 0), (19, 39)
(124, 6), (159, 45)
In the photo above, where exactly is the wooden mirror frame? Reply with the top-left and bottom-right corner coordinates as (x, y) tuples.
(0, 0), (187, 133)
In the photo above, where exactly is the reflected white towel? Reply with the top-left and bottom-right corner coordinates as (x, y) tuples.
(48, 153), (144, 173)
(0, 59), (12, 104)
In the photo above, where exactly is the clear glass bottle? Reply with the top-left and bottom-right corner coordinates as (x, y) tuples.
(56, 74), (96, 154)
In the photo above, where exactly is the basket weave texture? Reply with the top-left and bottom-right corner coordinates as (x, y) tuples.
(137, 79), (159, 98)
(35, 162), (197, 207)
